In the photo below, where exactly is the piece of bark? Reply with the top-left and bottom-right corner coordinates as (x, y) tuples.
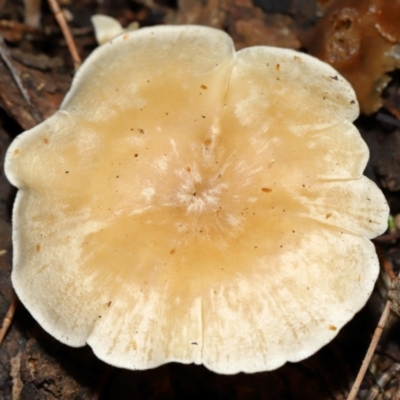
(389, 276), (400, 317)
(0, 56), (71, 130)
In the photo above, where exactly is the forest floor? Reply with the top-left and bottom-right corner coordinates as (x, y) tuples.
(1, 1), (400, 399)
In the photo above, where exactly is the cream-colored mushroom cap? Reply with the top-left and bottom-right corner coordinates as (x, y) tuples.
(91, 14), (124, 45)
(5, 25), (389, 374)
(91, 15), (139, 45)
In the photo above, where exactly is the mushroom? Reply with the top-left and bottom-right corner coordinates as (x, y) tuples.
(301, 0), (400, 115)
(4, 25), (388, 374)
(92, 15), (139, 45)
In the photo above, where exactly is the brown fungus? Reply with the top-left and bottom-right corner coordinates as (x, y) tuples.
(5, 25), (388, 374)
(302, 0), (400, 115)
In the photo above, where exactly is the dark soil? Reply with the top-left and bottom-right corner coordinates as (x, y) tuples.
(1, 1), (400, 399)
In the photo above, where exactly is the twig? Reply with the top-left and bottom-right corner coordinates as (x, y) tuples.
(0, 294), (19, 346)
(0, 35), (33, 107)
(47, 0), (81, 70)
(0, 34), (42, 123)
(347, 300), (392, 400)
(347, 257), (396, 400)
